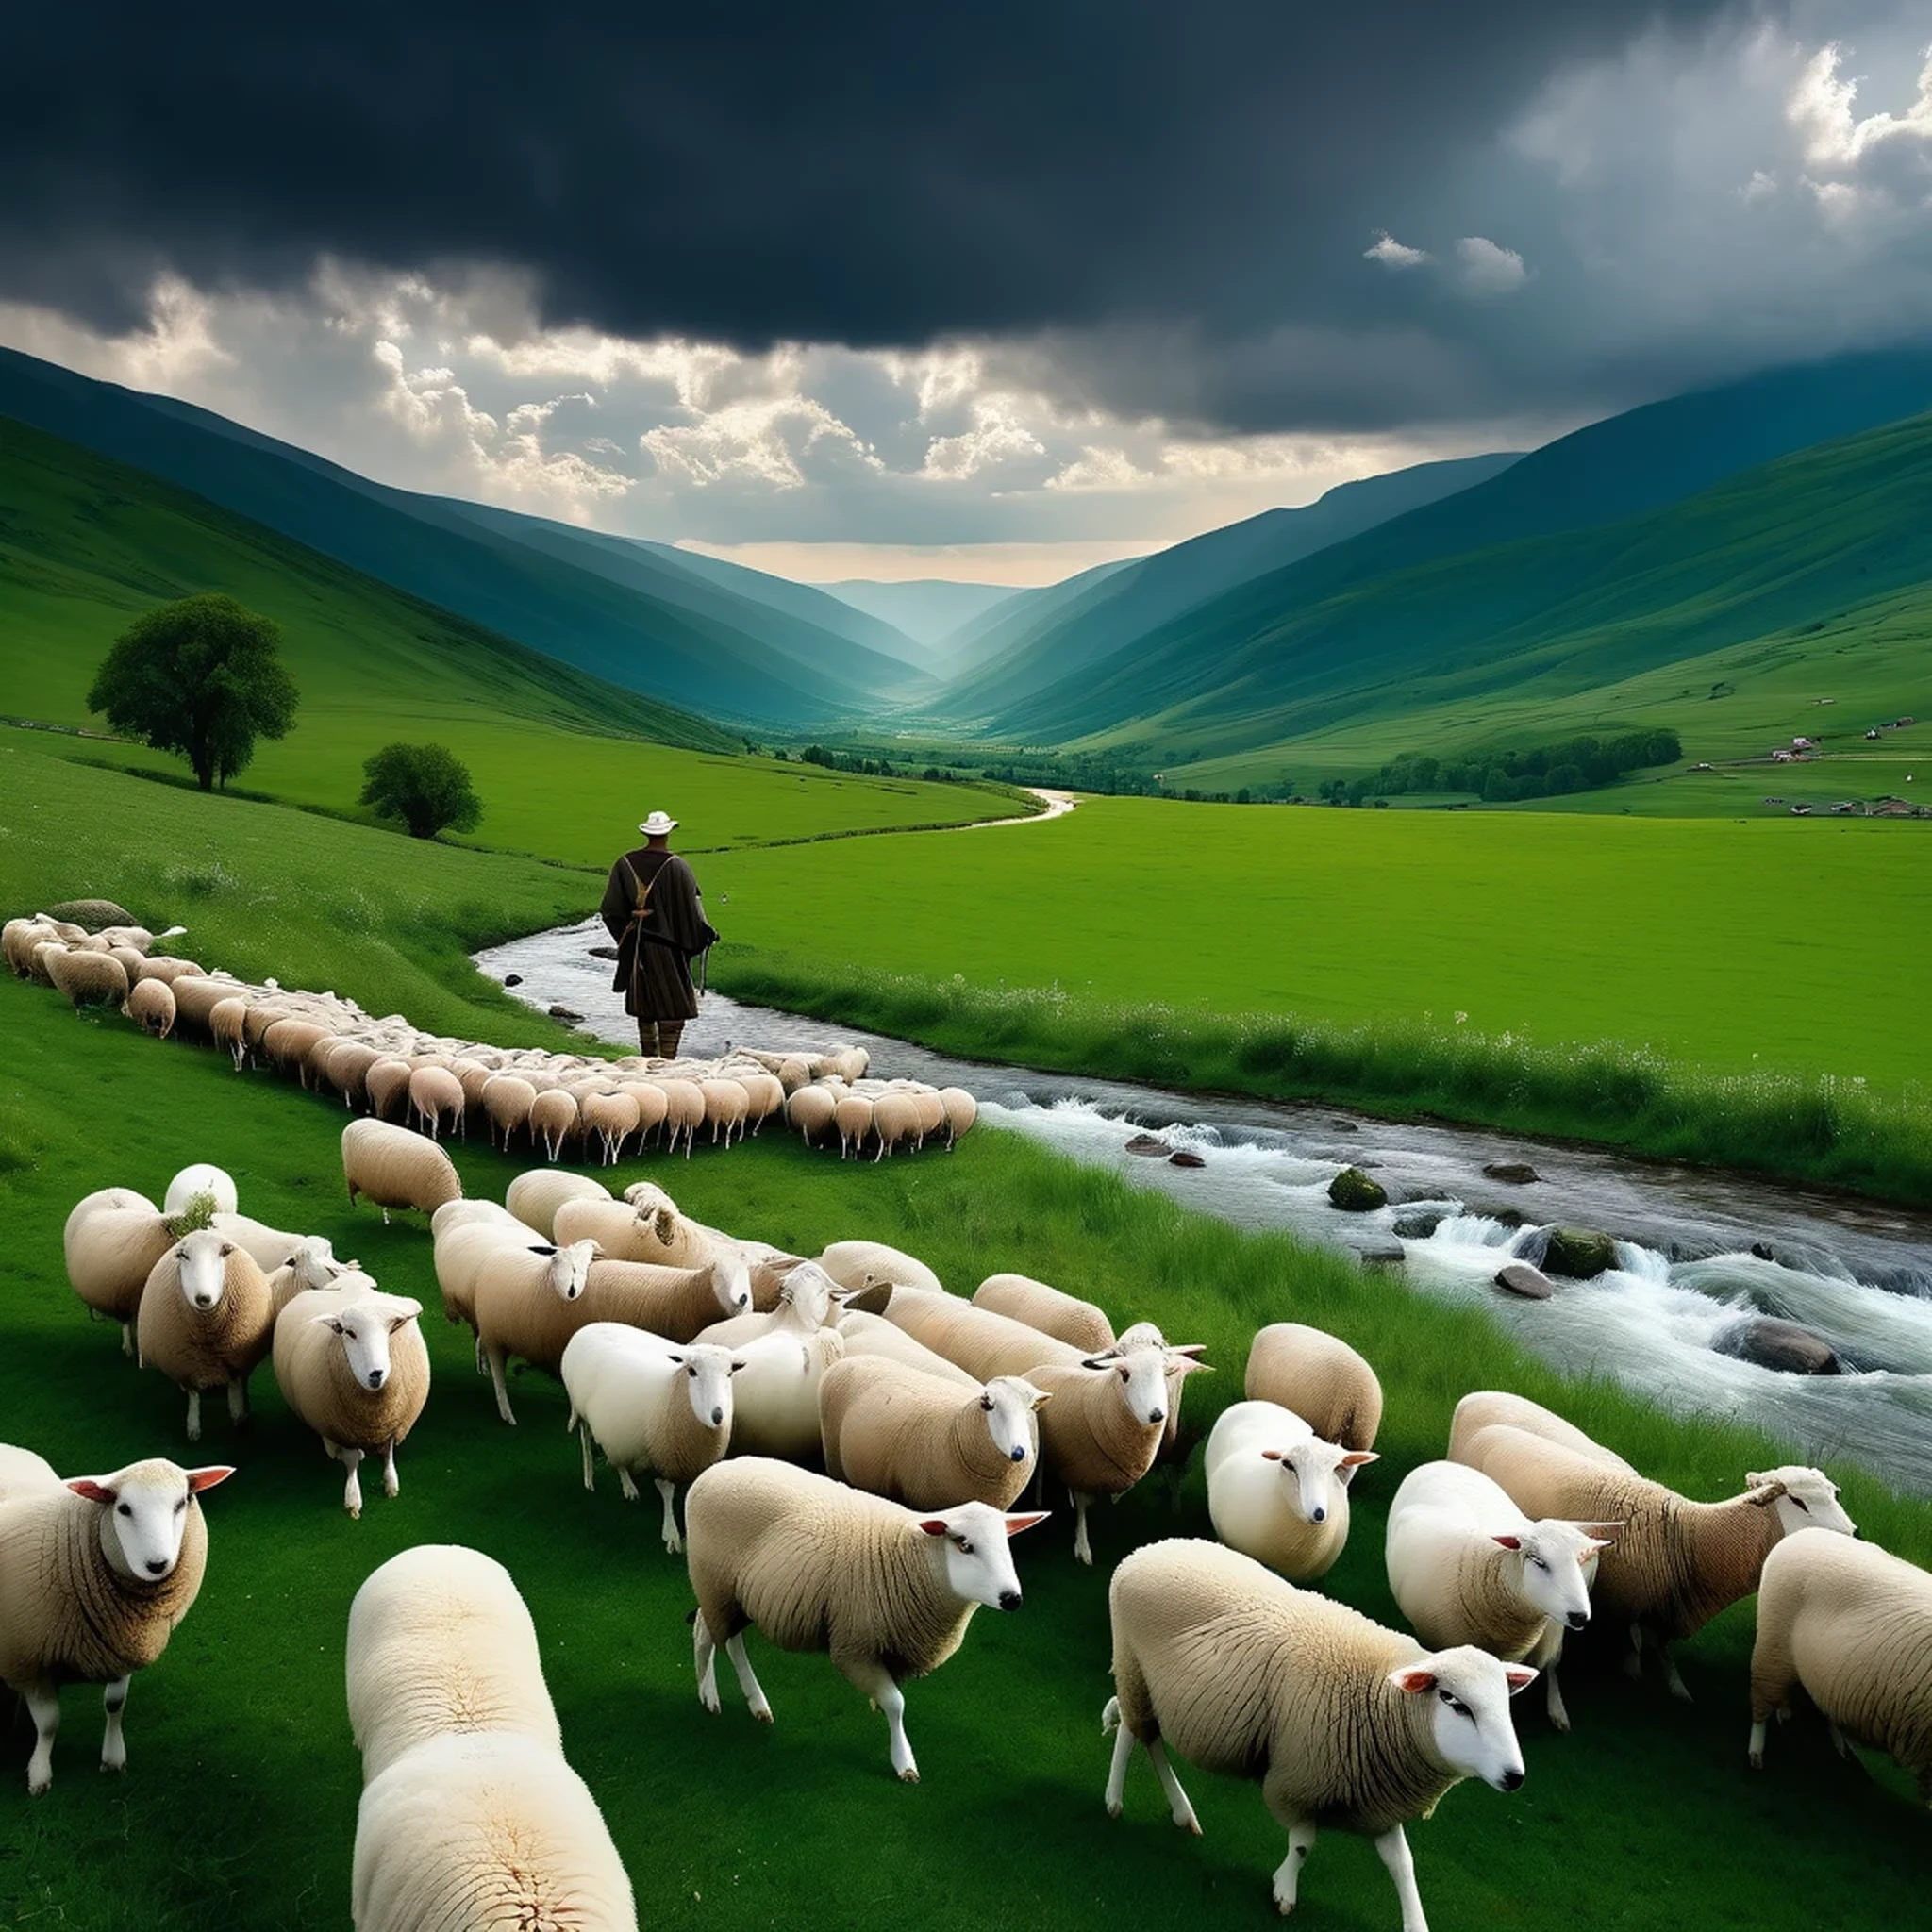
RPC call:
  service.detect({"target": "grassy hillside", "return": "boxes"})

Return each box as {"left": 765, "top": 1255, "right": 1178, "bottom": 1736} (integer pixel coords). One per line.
{"left": 0, "top": 420, "right": 1016, "bottom": 861}
{"left": 0, "top": 346, "right": 904, "bottom": 723}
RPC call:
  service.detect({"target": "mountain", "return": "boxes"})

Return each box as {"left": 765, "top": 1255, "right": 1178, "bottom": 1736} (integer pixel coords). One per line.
{"left": 926, "top": 557, "right": 1141, "bottom": 683}
{"left": 0, "top": 346, "right": 911, "bottom": 724}
{"left": 986, "top": 344, "right": 1932, "bottom": 745}
{"left": 0, "top": 412, "right": 730, "bottom": 754}
{"left": 1003, "top": 406, "right": 1932, "bottom": 771}
{"left": 936, "top": 453, "right": 1521, "bottom": 722}
{"left": 819, "top": 578, "right": 1024, "bottom": 652}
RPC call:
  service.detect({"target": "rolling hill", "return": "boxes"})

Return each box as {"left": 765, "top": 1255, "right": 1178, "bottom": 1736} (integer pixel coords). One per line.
{"left": 819, "top": 578, "right": 1024, "bottom": 654}
{"left": 983, "top": 345, "right": 1932, "bottom": 748}
{"left": 0, "top": 346, "right": 925, "bottom": 724}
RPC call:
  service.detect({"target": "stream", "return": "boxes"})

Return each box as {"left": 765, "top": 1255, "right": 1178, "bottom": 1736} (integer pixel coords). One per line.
{"left": 475, "top": 919, "right": 1932, "bottom": 1495}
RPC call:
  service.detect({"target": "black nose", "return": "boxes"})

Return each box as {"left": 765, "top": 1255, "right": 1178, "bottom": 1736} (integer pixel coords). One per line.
{"left": 145, "top": 1558, "right": 168, "bottom": 1575}
{"left": 998, "top": 1590, "right": 1021, "bottom": 1612}
{"left": 1502, "top": 1769, "right": 1524, "bottom": 1792}
{"left": 1310, "top": 1507, "right": 1326, "bottom": 1524}
{"left": 1147, "top": 1408, "right": 1164, "bottom": 1424}
{"left": 1566, "top": 1610, "right": 1589, "bottom": 1631}
{"left": 1009, "top": 1446, "right": 1026, "bottom": 1461}
{"left": 710, "top": 1407, "right": 724, "bottom": 1424}
{"left": 366, "top": 1370, "right": 386, "bottom": 1390}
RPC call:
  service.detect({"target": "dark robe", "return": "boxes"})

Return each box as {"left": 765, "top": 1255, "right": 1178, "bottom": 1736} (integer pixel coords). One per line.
{"left": 599, "top": 846, "right": 720, "bottom": 1021}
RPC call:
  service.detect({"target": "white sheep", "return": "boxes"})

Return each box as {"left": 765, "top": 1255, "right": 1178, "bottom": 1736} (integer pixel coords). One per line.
{"left": 1749, "top": 1527, "right": 1932, "bottom": 1797}
{"left": 273, "top": 1280, "right": 431, "bottom": 1516}
{"left": 560, "top": 1324, "right": 744, "bottom": 1550}
{"left": 695, "top": 1257, "right": 842, "bottom": 1349}
{"left": 124, "top": 976, "right": 176, "bottom": 1037}
{"left": 135, "top": 1230, "right": 276, "bottom": 1441}
{"left": 408, "top": 1063, "right": 465, "bottom": 1141}
{"left": 1104, "top": 1537, "right": 1535, "bottom": 1926}
{"left": 821, "top": 1238, "right": 946, "bottom": 1298}
{"left": 1245, "top": 1322, "right": 1383, "bottom": 1452}
{"left": 163, "top": 1164, "right": 240, "bottom": 1219}
{"left": 972, "top": 1272, "right": 1115, "bottom": 1354}
{"left": 1384, "top": 1460, "right": 1619, "bottom": 1732}
{"left": 210, "top": 1209, "right": 343, "bottom": 1292}
{"left": 480, "top": 1074, "right": 539, "bottom": 1148}
{"left": 684, "top": 1456, "right": 1046, "bottom": 1782}
{"left": 342, "top": 1118, "right": 462, "bottom": 1222}
{"left": 1447, "top": 1390, "right": 1632, "bottom": 1472}
{"left": 1205, "top": 1398, "right": 1377, "bottom": 1584}
{"left": 819, "top": 1356, "right": 1047, "bottom": 1510}
{"left": 471, "top": 1239, "right": 602, "bottom": 1424}
{"left": 63, "top": 1187, "right": 175, "bottom": 1355}
{"left": 0, "top": 1446, "right": 233, "bottom": 1792}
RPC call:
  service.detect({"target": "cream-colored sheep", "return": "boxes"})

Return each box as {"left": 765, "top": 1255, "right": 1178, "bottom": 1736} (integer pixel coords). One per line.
{"left": 322, "top": 1041, "right": 386, "bottom": 1109}
{"left": 699, "top": 1077, "right": 750, "bottom": 1145}
{"left": 133, "top": 956, "right": 207, "bottom": 988}
{"left": 1446, "top": 1391, "right": 1633, "bottom": 1472}
{"left": 1749, "top": 1527, "right": 1932, "bottom": 1796}
{"left": 342, "top": 1119, "right": 462, "bottom": 1223}
{"left": 0, "top": 1448, "right": 233, "bottom": 1793}
{"left": 685, "top": 1456, "right": 1046, "bottom": 1782}
{"left": 470, "top": 1240, "right": 603, "bottom": 1424}
{"left": 363, "top": 1057, "right": 415, "bottom": 1122}
{"left": 658, "top": 1077, "right": 706, "bottom": 1158}
{"left": 938, "top": 1087, "right": 977, "bottom": 1150}
{"left": 1105, "top": 1538, "right": 1535, "bottom": 1925}
{"left": 124, "top": 976, "right": 176, "bottom": 1038}
{"left": 64, "top": 1187, "right": 175, "bottom": 1354}
{"left": 274, "top": 1280, "right": 430, "bottom": 1516}
{"left": 577, "top": 1255, "right": 752, "bottom": 1346}
{"left": 834, "top": 1309, "right": 982, "bottom": 1391}
{"left": 1458, "top": 1421, "right": 1856, "bottom": 1702}
{"left": 1033, "top": 1341, "right": 1208, "bottom": 1565}
{"left": 821, "top": 1239, "right": 946, "bottom": 1299}
{"left": 46, "top": 946, "right": 130, "bottom": 1008}
{"left": 209, "top": 1211, "right": 348, "bottom": 1316}
{"left": 880, "top": 1286, "right": 1085, "bottom": 1380}
{"left": 263, "top": 1016, "right": 334, "bottom": 1085}
{"left": 561, "top": 1325, "right": 743, "bottom": 1550}
{"left": 700, "top": 1299, "right": 845, "bottom": 1463}
{"left": 506, "top": 1169, "right": 611, "bottom": 1241}
{"left": 136, "top": 1229, "right": 276, "bottom": 1441}
{"left": 623, "top": 1080, "right": 670, "bottom": 1148}
{"left": 820, "top": 1356, "right": 1046, "bottom": 1510}
{"left": 580, "top": 1089, "right": 641, "bottom": 1164}
{"left": 529, "top": 1088, "right": 579, "bottom": 1161}
{"left": 169, "top": 974, "right": 242, "bottom": 1038}
{"left": 832, "top": 1092, "right": 874, "bottom": 1158}
{"left": 1245, "top": 1323, "right": 1384, "bottom": 1453}
{"left": 408, "top": 1063, "right": 466, "bottom": 1141}
{"left": 869, "top": 1091, "right": 920, "bottom": 1160}
{"left": 345, "top": 1543, "right": 560, "bottom": 1781}
{"left": 1205, "top": 1399, "right": 1376, "bottom": 1584}
{"left": 2, "top": 917, "right": 54, "bottom": 976}
{"left": 973, "top": 1273, "right": 1115, "bottom": 1354}
{"left": 695, "top": 1258, "right": 842, "bottom": 1350}
{"left": 786, "top": 1084, "right": 837, "bottom": 1146}
{"left": 164, "top": 1163, "right": 239, "bottom": 1219}
{"left": 555, "top": 1193, "right": 693, "bottom": 1267}
{"left": 480, "top": 1074, "right": 539, "bottom": 1149}
{"left": 209, "top": 994, "right": 253, "bottom": 1070}
{"left": 735, "top": 1070, "right": 785, "bottom": 1132}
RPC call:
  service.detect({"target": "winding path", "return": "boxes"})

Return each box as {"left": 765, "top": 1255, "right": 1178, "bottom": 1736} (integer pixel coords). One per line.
{"left": 955, "top": 787, "right": 1078, "bottom": 830}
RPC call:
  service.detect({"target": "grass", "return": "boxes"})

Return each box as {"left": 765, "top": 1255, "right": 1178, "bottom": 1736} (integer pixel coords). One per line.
{"left": 6, "top": 969, "right": 1932, "bottom": 1931}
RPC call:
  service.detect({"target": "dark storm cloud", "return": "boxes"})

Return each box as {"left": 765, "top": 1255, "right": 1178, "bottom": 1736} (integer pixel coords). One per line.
{"left": 1, "top": 0, "right": 1759, "bottom": 422}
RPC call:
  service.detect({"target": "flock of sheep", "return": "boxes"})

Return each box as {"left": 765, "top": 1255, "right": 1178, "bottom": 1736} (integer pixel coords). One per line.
{"left": 9, "top": 906, "right": 1932, "bottom": 1932}
{"left": 4, "top": 909, "right": 977, "bottom": 1162}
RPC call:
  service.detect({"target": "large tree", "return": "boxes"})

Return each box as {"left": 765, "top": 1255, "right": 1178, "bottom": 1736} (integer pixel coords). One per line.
{"left": 359, "top": 742, "right": 484, "bottom": 840}
{"left": 87, "top": 594, "right": 299, "bottom": 791}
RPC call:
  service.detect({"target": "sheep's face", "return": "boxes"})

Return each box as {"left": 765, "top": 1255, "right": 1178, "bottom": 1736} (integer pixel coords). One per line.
{"left": 69, "top": 1461, "right": 233, "bottom": 1583}
{"left": 1750, "top": 1466, "right": 1857, "bottom": 1539}
{"left": 173, "top": 1231, "right": 236, "bottom": 1313}
{"left": 1262, "top": 1439, "right": 1376, "bottom": 1526}
{"left": 981, "top": 1378, "right": 1048, "bottom": 1464}
{"left": 777, "top": 1261, "right": 839, "bottom": 1328}
{"left": 535, "top": 1241, "right": 598, "bottom": 1301}
{"left": 320, "top": 1296, "right": 422, "bottom": 1392}
{"left": 1087, "top": 1346, "right": 1173, "bottom": 1429}
{"left": 713, "top": 1255, "right": 754, "bottom": 1317}
{"left": 1498, "top": 1521, "right": 1620, "bottom": 1632}
{"left": 916, "top": 1502, "right": 1049, "bottom": 1611}
{"left": 1391, "top": 1646, "right": 1536, "bottom": 1791}
{"left": 671, "top": 1344, "right": 744, "bottom": 1429}
{"left": 291, "top": 1237, "right": 346, "bottom": 1291}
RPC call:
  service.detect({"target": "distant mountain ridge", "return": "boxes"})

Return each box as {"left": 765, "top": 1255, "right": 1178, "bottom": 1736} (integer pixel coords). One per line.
{"left": 819, "top": 578, "right": 1025, "bottom": 654}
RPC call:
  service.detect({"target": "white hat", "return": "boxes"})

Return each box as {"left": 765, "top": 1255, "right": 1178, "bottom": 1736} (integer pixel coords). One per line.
{"left": 638, "top": 811, "right": 678, "bottom": 837}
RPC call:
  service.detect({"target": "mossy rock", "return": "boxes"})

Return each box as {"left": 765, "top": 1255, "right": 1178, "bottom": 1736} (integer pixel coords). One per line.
{"left": 1327, "top": 1165, "right": 1388, "bottom": 1212}
{"left": 1542, "top": 1226, "right": 1616, "bottom": 1278}
{"left": 42, "top": 898, "right": 136, "bottom": 928}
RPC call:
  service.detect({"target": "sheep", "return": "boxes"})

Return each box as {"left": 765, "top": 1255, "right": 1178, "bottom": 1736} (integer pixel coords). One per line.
{"left": 480, "top": 1074, "right": 539, "bottom": 1149}
{"left": 835, "top": 1309, "right": 982, "bottom": 1391}
{"left": 322, "top": 1040, "right": 386, "bottom": 1108}
{"left": 2, "top": 916, "right": 54, "bottom": 976}
{"left": 263, "top": 1016, "right": 334, "bottom": 1084}
{"left": 132, "top": 956, "right": 206, "bottom": 988}
{"left": 450, "top": 1057, "right": 493, "bottom": 1113}
{"left": 64, "top": 1187, "right": 176, "bottom": 1354}
{"left": 684, "top": 1456, "right": 1047, "bottom": 1782}
{"left": 1035, "top": 1342, "right": 1211, "bottom": 1565}
{"left": 561, "top": 1325, "right": 744, "bottom": 1550}
{"left": 124, "top": 975, "right": 176, "bottom": 1037}
{"left": 699, "top": 1076, "right": 750, "bottom": 1145}
{"left": 623, "top": 1079, "right": 670, "bottom": 1147}
{"left": 342, "top": 1118, "right": 462, "bottom": 1223}
{"left": 364, "top": 1057, "right": 415, "bottom": 1122}
{"left": 135, "top": 1229, "right": 275, "bottom": 1441}
{"left": 833, "top": 1091, "right": 874, "bottom": 1158}
{"left": 736, "top": 1069, "right": 785, "bottom": 1131}
{"left": 108, "top": 943, "right": 146, "bottom": 983}
{"left": 470, "top": 1239, "right": 603, "bottom": 1424}
{"left": 973, "top": 1272, "right": 1115, "bottom": 1354}
{"left": 164, "top": 1163, "right": 240, "bottom": 1219}
{"left": 210, "top": 1208, "right": 338, "bottom": 1277}
{"left": 408, "top": 1063, "right": 465, "bottom": 1141}
{"left": 345, "top": 1544, "right": 559, "bottom": 1781}
{"left": 820, "top": 1356, "right": 1047, "bottom": 1511}
{"left": 1385, "top": 1460, "right": 1619, "bottom": 1733}
{"left": 694, "top": 1267, "right": 846, "bottom": 1461}
{"left": 695, "top": 1257, "right": 842, "bottom": 1350}
{"left": 1205, "top": 1399, "right": 1377, "bottom": 1584}
{"left": 579, "top": 1255, "right": 752, "bottom": 1346}
{"left": 0, "top": 1446, "right": 233, "bottom": 1793}
{"left": 1104, "top": 1537, "right": 1536, "bottom": 1925}
{"left": 658, "top": 1077, "right": 706, "bottom": 1157}
{"left": 353, "top": 1730, "right": 637, "bottom": 1932}
{"left": 209, "top": 995, "right": 253, "bottom": 1070}
{"left": 1447, "top": 1390, "right": 1633, "bottom": 1472}
{"left": 1749, "top": 1527, "right": 1932, "bottom": 1796}
{"left": 938, "top": 1087, "right": 977, "bottom": 1149}
{"left": 822, "top": 1239, "right": 947, "bottom": 1298}
{"left": 1108, "top": 1319, "right": 1199, "bottom": 1460}
{"left": 45, "top": 946, "right": 129, "bottom": 1009}
{"left": 580, "top": 1089, "right": 641, "bottom": 1163}
{"left": 1457, "top": 1421, "right": 1856, "bottom": 1701}
{"left": 529, "top": 1087, "right": 579, "bottom": 1161}
{"left": 880, "top": 1286, "right": 1086, "bottom": 1381}
{"left": 869, "top": 1091, "right": 920, "bottom": 1159}
{"left": 555, "top": 1193, "right": 691, "bottom": 1267}
{"left": 273, "top": 1281, "right": 430, "bottom": 1516}
{"left": 507, "top": 1168, "right": 611, "bottom": 1241}
{"left": 169, "top": 974, "right": 242, "bottom": 1037}
{"left": 97, "top": 924, "right": 155, "bottom": 953}
{"left": 1245, "top": 1322, "right": 1384, "bottom": 1453}
{"left": 786, "top": 1083, "right": 837, "bottom": 1146}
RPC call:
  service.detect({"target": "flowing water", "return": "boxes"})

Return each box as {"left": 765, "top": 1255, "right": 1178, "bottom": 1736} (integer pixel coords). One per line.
{"left": 475, "top": 919, "right": 1932, "bottom": 1492}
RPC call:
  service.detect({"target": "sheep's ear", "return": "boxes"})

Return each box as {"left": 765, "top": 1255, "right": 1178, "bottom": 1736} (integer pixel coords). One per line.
{"left": 386, "top": 1299, "right": 423, "bottom": 1329}
{"left": 1504, "top": 1665, "right": 1539, "bottom": 1693}
{"left": 1167, "top": 1343, "right": 1209, "bottom": 1360}
{"left": 1079, "top": 1354, "right": 1115, "bottom": 1372}
{"left": 218, "top": 1242, "right": 236, "bottom": 1257}
{"left": 1002, "top": 1510, "right": 1050, "bottom": 1536}
{"left": 1389, "top": 1666, "right": 1437, "bottom": 1695}
{"left": 1341, "top": 1451, "right": 1378, "bottom": 1470}
{"left": 916, "top": 1519, "right": 950, "bottom": 1537}
{"left": 1491, "top": 1534, "right": 1524, "bottom": 1551}
{"left": 529, "top": 1243, "right": 558, "bottom": 1257}
{"left": 185, "top": 1466, "right": 236, "bottom": 1493}
{"left": 1574, "top": 1521, "right": 1624, "bottom": 1542}
{"left": 312, "top": 1313, "right": 347, "bottom": 1334}
{"left": 1747, "top": 1478, "right": 1789, "bottom": 1506}
{"left": 1260, "top": 1448, "right": 1285, "bottom": 1462}
{"left": 664, "top": 1351, "right": 687, "bottom": 1366}
{"left": 728, "top": 1357, "right": 749, "bottom": 1373}
{"left": 66, "top": 1477, "right": 117, "bottom": 1505}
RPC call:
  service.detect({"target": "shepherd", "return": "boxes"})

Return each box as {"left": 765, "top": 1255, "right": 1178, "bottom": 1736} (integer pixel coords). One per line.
{"left": 599, "top": 810, "right": 720, "bottom": 1060}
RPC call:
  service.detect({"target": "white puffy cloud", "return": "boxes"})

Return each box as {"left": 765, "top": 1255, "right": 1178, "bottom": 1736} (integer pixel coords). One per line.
{"left": 1456, "top": 235, "right": 1530, "bottom": 295}
{"left": 1364, "top": 231, "right": 1433, "bottom": 269}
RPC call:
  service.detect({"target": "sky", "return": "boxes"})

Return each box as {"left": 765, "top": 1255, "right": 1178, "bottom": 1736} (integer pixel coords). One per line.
{"left": 2, "top": 3, "right": 1929, "bottom": 585}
